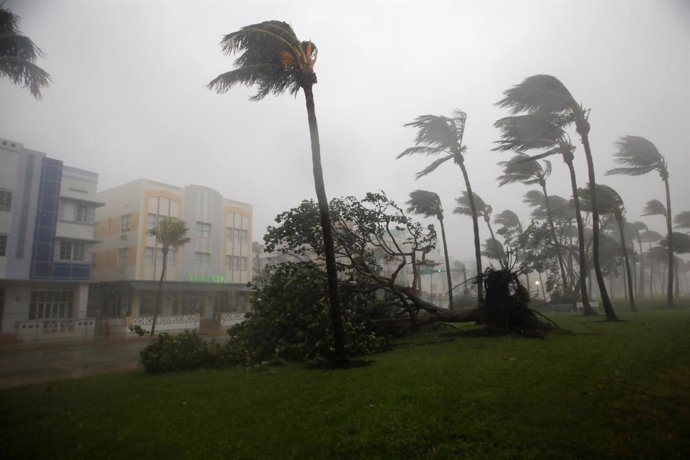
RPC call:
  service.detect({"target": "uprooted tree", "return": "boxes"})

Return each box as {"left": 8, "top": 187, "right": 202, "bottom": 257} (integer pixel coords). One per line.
{"left": 230, "top": 192, "right": 554, "bottom": 363}
{"left": 263, "top": 192, "right": 479, "bottom": 326}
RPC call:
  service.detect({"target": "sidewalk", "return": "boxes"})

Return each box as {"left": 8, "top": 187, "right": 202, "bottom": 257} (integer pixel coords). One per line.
{"left": 0, "top": 335, "right": 156, "bottom": 390}
{"left": 0, "top": 330, "right": 229, "bottom": 390}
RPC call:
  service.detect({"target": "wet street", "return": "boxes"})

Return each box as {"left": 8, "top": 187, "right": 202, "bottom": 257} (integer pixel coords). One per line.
{"left": 0, "top": 337, "right": 156, "bottom": 390}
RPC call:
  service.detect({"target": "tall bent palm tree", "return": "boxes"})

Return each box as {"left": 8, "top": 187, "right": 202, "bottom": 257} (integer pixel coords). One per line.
{"left": 497, "top": 154, "right": 569, "bottom": 292}
{"left": 147, "top": 218, "right": 191, "bottom": 335}
{"left": 580, "top": 185, "right": 637, "bottom": 311}
{"left": 607, "top": 136, "right": 674, "bottom": 306}
{"left": 406, "top": 190, "right": 454, "bottom": 308}
{"left": 494, "top": 114, "right": 594, "bottom": 314}
{"left": 0, "top": 5, "right": 51, "bottom": 98}
{"left": 497, "top": 75, "right": 614, "bottom": 319}
{"left": 209, "top": 21, "right": 348, "bottom": 362}
{"left": 398, "top": 110, "right": 484, "bottom": 306}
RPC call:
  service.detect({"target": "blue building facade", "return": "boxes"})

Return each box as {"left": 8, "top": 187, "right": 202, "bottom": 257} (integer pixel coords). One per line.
{"left": 0, "top": 138, "right": 101, "bottom": 339}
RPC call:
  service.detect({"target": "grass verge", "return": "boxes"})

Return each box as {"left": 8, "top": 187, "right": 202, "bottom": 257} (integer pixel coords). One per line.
{"left": 1, "top": 306, "right": 689, "bottom": 459}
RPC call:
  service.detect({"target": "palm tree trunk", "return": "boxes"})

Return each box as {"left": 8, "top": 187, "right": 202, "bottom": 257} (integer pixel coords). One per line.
{"left": 303, "top": 85, "right": 347, "bottom": 362}
{"left": 411, "top": 250, "right": 419, "bottom": 296}
{"left": 151, "top": 251, "right": 167, "bottom": 336}
{"left": 457, "top": 160, "right": 483, "bottom": 306}
{"left": 637, "top": 238, "right": 645, "bottom": 297}
{"left": 564, "top": 157, "right": 595, "bottom": 314}
{"left": 663, "top": 176, "right": 674, "bottom": 307}
{"left": 540, "top": 182, "right": 569, "bottom": 294}
{"left": 649, "top": 241, "right": 654, "bottom": 297}
{"left": 438, "top": 217, "right": 454, "bottom": 309}
{"left": 617, "top": 216, "right": 637, "bottom": 311}
{"left": 578, "top": 126, "right": 617, "bottom": 320}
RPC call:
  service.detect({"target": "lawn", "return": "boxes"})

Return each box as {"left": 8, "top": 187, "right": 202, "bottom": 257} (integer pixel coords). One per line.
{"left": 1, "top": 304, "right": 689, "bottom": 459}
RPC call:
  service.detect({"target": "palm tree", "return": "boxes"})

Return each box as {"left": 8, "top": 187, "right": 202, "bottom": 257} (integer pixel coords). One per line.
{"left": 454, "top": 191, "right": 502, "bottom": 265}
{"left": 406, "top": 190, "right": 453, "bottom": 308}
{"left": 398, "top": 110, "right": 484, "bottom": 305}
{"left": 607, "top": 136, "right": 674, "bottom": 306}
{"left": 147, "top": 218, "right": 191, "bottom": 335}
{"left": 496, "top": 75, "right": 614, "bottom": 319}
{"left": 497, "top": 154, "right": 569, "bottom": 292}
{"left": 579, "top": 185, "right": 636, "bottom": 311}
{"left": 209, "top": 21, "right": 347, "bottom": 362}
{"left": 0, "top": 5, "right": 50, "bottom": 98}
{"left": 674, "top": 211, "right": 690, "bottom": 231}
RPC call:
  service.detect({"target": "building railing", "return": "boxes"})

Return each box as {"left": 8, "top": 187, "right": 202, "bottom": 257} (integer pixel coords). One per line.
{"left": 217, "top": 312, "right": 247, "bottom": 327}
{"left": 15, "top": 318, "right": 96, "bottom": 341}
{"left": 126, "top": 314, "right": 200, "bottom": 333}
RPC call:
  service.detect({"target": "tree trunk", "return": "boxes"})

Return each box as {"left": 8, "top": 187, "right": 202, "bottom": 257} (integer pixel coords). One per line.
{"left": 439, "top": 217, "right": 454, "bottom": 309}
{"left": 565, "top": 157, "right": 594, "bottom": 314}
{"left": 663, "top": 176, "right": 674, "bottom": 307}
{"left": 637, "top": 238, "right": 645, "bottom": 297}
{"left": 617, "top": 216, "right": 637, "bottom": 311}
{"left": 578, "top": 124, "right": 617, "bottom": 320}
{"left": 457, "top": 160, "right": 483, "bottom": 306}
{"left": 541, "top": 181, "right": 569, "bottom": 293}
{"left": 151, "top": 250, "right": 167, "bottom": 336}
{"left": 303, "top": 85, "right": 347, "bottom": 363}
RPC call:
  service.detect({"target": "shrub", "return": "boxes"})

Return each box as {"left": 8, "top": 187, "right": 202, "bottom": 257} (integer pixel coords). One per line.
{"left": 226, "top": 262, "right": 391, "bottom": 365}
{"left": 140, "top": 330, "right": 238, "bottom": 373}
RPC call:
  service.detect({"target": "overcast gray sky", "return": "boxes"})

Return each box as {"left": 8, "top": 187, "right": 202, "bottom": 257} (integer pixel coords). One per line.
{"left": 2, "top": 0, "right": 689, "bottom": 265}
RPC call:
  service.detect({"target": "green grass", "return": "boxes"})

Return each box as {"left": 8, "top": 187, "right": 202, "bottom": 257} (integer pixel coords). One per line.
{"left": 2, "top": 306, "right": 690, "bottom": 459}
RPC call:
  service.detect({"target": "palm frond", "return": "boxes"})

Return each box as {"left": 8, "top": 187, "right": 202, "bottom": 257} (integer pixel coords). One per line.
{"left": 210, "top": 20, "right": 314, "bottom": 100}
{"left": 454, "top": 191, "right": 486, "bottom": 216}
{"left": 0, "top": 56, "right": 51, "bottom": 98}
{"left": 640, "top": 230, "right": 662, "bottom": 243}
{"left": 674, "top": 211, "right": 690, "bottom": 229}
{"left": 577, "top": 183, "right": 624, "bottom": 216}
{"left": 493, "top": 209, "right": 521, "bottom": 229}
{"left": 208, "top": 64, "right": 296, "bottom": 99}
{"left": 492, "top": 112, "right": 567, "bottom": 152}
{"left": 496, "top": 74, "right": 576, "bottom": 115}
{"left": 642, "top": 199, "right": 667, "bottom": 217}
{"left": 406, "top": 190, "right": 443, "bottom": 219}
{"left": 415, "top": 155, "right": 453, "bottom": 180}
{"left": 404, "top": 115, "right": 459, "bottom": 150}
{"left": 0, "top": 6, "right": 50, "bottom": 98}
{"left": 606, "top": 136, "right": 663, "bottom": 177}
{"left": 396, "top": 145, "right": 447, "bottom": 159}
{"left": 630, "top": 221, "right": 648, "bottom": 233}
{"left": 497, "top": 154, "right": 545, "bottom": 187}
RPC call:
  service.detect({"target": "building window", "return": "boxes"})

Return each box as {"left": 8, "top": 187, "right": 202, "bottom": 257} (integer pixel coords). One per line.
{"left": 238, "top": 229, "right": 248, "bottom": 244}
{"left": 226, "top": 255, "right": 247, "bottom": 271}
{"left": 58, "top": 241, "right": 85, "bottom": 261}
{"left": 29, "top": 291, "right": 74, "bottom": 320}
{"left": 0, "top": 190, "right": 11, "bottom": 212}
{"left": 227, "top": 227, "right": 247, "bottom": 244}
{"left": 0, "top": 234, "right": 7, "bottom": 256}
{"left": 146, "top": 213, "right": 157, "bottom": 230}
{"left": 196, "top": 222, "right": 211, "bottom": 239}
{"left": 118, "top": 248, "right": 128, "bottom": 267}
{"left": 145, "top": 247, "right": 174, "bottom": 265}
{"left": 75, "top": 203, "right": 88, "bottom": 223}
{"left": 121, "top": 214, "right": 131, "bottom": 232}
{"left": 194, "top": 252, "right": 210, "bottom": 270}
